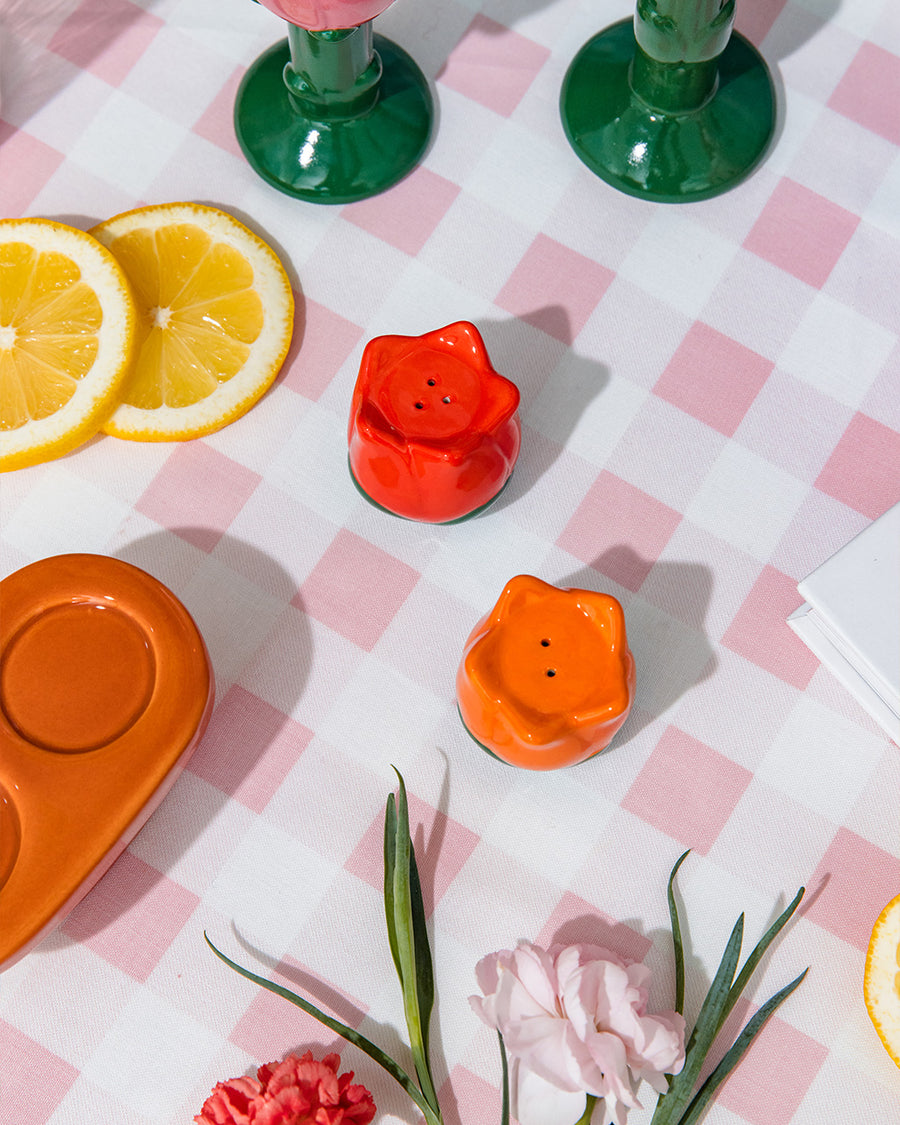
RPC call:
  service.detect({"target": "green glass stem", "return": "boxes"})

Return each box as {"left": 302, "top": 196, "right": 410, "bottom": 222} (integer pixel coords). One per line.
{"left": 234, "top": 18, "right": 433, "bottom": 204}
{"left": 634, "top": 0, "right": 735, "bottom": 64}
{"left": 560, "top": 0, "right": 775, "bottom": 203}
{"left": 631, "top": 0, "right": 733, "bottom": 111}
{"left": 283, "top": 23, "right": 381, "bottom": 119}
{"left": 631, "top": 47, "right": 719, "bottom": 112}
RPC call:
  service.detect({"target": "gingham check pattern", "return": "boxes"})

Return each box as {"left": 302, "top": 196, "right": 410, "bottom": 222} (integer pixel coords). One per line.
{"left": 1, "top": 1, "right": 899, "bottom": 1123}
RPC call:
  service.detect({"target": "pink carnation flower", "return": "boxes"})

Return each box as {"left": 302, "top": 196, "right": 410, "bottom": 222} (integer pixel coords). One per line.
{"left": 195, "top": 1052, "right": 376, "bottom": 1125}
{"left": 470, "top": 942, "right": 685, "bottom": 1125}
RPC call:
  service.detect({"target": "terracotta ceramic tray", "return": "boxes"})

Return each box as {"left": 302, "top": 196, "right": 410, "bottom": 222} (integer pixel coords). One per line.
{"left": 0, "top": 554, "right": 214, "bottom": 972}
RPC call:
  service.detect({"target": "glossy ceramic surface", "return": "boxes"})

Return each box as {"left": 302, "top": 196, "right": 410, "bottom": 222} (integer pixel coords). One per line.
{"left": 0, "top": 554, "right": 214, "bottom": 972}
{"left": 348, "top": 321, "right": 521, "bottom": 523}
{"left": 234, "top": 22, "right": 433, "bottom": 204}
{"left": 560, "top": 4, "right": 775, "bottom": 203}
{"left": 456, "top": 575, "right": 635, "bottom": 770}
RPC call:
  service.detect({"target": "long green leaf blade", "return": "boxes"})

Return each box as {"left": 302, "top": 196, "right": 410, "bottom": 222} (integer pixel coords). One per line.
{"left": 385, "top": 783, "right": 436, "bottom": 1062}
{"left": 391, "top": 770, "right": 441, "bottom": 1118}
{"left": 721, "top": 887, "right": 804, "bottom": 1036}
{"left": 679, "top": 968, "right": 809, "bottom": 1125}
{"left": 203, "top": 934, "right": 439, "bottom": 1125}
{"left": 667, "top": 851, "right": 691, "bottom": 1016}
{"left": 383, "top": 792, "right": 402, "bottom": 981}
{"left": 651, "top": 914, "right": 744, "bottom": 1125}
{"left": 407, "top": 827, "right": 435, "bottom": 1056}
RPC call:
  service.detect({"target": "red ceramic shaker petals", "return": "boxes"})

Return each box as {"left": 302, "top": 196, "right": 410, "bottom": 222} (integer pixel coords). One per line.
{"left": 348, "top": 321, "right": 521, "bottom": 523}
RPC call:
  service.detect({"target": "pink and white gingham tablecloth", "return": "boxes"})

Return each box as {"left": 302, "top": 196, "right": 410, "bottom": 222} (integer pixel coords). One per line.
{"left": 1, "top": 1, "right": 899, "bottom": 1123}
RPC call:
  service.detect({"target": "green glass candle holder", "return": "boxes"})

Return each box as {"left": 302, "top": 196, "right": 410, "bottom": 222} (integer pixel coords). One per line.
{"left": 560, "top": 1, "right": 776, "bottom": 203}
{"left": 234, "top": 18, "right": 433, "bottom": 204}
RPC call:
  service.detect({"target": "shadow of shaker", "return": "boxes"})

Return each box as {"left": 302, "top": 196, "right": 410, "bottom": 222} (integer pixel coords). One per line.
{"left": 476, "top": 306, "right": 611, "bottom": 513}
{"left": 558, "top": 548, "right": 717, "bottom": 746}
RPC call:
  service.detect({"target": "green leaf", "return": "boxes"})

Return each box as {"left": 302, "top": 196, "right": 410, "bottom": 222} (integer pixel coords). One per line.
{"left": 720, "top": 887, "right": 804, "bottom": 1037}
{"left": 652, "top": 883, "right": 807, "bottom": 1125}
{"left": 678, "top": 968, "right": 809, "bottom": 1125}
{"left": 383, "top": 792, "right": 402, "bottom": 981}
{"left": 497, "top": 1032, "right": 510, "bottom": 1125}
{"left": 384, "top": 779, "right": 436, "bottom": 1051}
{"left": 203, "top": 933, "right": 441, "bottom": 1125}
{"left": 667, "top": 851, "right": 691, "bottom": 1016}
{"left": 388, "top": 769, "right": 441, "bottom": 1119}
{"left": 407, "top": 824, "right": 436, "bottom": 1057}
{"left": 651, "top": 914, "right": 744, "bottom": 1125}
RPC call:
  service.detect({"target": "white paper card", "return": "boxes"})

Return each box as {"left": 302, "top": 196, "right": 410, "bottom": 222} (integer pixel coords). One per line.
{"left": 788, "top": 502, "right": 899, "bottom": 743}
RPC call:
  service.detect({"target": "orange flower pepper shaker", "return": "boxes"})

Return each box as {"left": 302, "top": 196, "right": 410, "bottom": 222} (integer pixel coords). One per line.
{"left": 456, "top": 575, "right": 635, "bottom": 769}
{"left": 348, "top": 321, "right": 520, "bottom": 523}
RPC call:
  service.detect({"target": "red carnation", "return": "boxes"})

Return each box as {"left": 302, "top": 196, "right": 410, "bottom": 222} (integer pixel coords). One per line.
{"left": 195, "top": 1052, "right": 376, "bottom": 1125}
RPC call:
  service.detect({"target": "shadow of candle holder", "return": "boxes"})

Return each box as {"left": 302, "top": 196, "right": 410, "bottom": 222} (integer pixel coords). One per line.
{"left": 0, "top": 0, "right": 150, "bottom": 132}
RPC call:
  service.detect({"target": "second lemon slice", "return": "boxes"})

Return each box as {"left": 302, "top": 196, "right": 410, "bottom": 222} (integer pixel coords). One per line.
{"left": 90, "top": 203, "right": 294, "bottom": 441}
{"left": 865, "top": 892, "right": 900, "bottom": 1068}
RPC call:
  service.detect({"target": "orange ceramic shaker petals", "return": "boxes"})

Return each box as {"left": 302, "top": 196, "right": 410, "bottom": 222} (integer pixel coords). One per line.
{"left": 456, "top": 575, "right": 635, "bottom": 770}
{"left": 348, "top": 321, "right": 521, "bottom": 523}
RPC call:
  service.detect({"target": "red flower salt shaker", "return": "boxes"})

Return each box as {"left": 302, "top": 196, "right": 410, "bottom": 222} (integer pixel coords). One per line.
{"left": 348, "top": 322, "right": 521, "bottom": 523}
{"left": 456, "top": 575, "right": 635, "bottom": 770}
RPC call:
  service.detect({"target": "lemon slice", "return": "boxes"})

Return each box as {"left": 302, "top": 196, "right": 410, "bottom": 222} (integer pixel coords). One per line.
{"left": 90, "top": 203, "right": 294, "bottom": 441}
{"left": 865, "top": 892, "right": 900, "bottom": 1068}
{"left": 0, "top": 218, "right": 137, "bottom": 472}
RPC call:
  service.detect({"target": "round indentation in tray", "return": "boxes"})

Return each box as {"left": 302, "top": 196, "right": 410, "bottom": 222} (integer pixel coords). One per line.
{"left": 1, "top": 602, "right": 156, "bottom": 753}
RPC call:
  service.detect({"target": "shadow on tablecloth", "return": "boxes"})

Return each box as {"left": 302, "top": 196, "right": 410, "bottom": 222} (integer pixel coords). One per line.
{"left": 40, "top": 529, "right": 312, "bottom": 951}
{"left": 0, "top": 0, "right": 152, "bottom": 131}
{"left": 559, "top": 552, "right": 716, "bottom": 747}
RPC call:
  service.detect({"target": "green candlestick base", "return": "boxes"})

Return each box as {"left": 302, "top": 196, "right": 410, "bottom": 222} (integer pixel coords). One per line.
{"left": 235, "top": 23, "right": 433, "bottom": 204}
{"left": 560, "top": 17, "right": 775, "bottom": 204}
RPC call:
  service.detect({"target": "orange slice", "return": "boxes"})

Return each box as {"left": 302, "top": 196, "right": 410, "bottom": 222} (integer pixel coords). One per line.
{"left": 0, "top": 218, "right": 137, "bottom": 472}
{"left": 90, "top": 203, "right": 294, "bottom": 441}
{"left": 864, "top": 892, "right": 900, "bottom": 1068}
